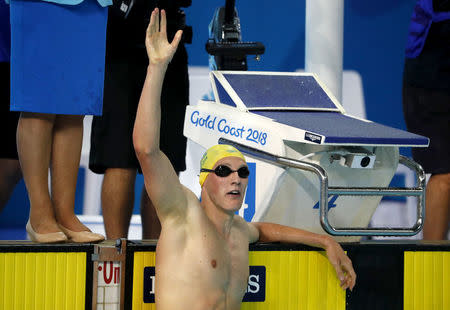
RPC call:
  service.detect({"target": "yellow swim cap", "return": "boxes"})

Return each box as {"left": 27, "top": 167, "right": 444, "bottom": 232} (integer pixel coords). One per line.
{"left": 199, "top": 144, "right": 246, "bottom": 187}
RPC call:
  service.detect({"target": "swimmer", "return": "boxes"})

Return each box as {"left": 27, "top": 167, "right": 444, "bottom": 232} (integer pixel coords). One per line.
{"left": 133, "top": 8, "right": 356, "bottom": 309}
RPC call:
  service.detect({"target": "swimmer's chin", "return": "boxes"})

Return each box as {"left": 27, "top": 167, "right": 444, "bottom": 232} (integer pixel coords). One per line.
{"left": 227, "top": 202, "right": 246, "bottom": 214}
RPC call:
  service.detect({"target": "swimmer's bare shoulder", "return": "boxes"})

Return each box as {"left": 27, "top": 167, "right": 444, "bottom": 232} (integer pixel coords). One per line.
{"left": 231, "top": 215, "right": 260, "bottom": 244}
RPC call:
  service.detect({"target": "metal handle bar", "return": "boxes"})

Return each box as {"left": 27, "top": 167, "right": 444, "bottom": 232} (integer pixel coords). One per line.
{"left": 219, "top": 138, "right": 426, "bottom": 236}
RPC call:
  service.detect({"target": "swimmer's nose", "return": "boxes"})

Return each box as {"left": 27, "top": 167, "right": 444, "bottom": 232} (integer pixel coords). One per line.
{"left": 230, "top": 171, "right": 241, "bottom": 184}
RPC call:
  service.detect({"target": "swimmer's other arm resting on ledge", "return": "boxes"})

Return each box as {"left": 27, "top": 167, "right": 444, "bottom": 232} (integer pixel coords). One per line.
{"left": 248, "top": 222, "right": 356, "bottom": 290}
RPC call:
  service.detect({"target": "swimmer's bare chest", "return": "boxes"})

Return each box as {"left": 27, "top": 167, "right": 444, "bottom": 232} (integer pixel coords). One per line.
{"left": 155, "top": 212, "right": 250, "bottom": 309}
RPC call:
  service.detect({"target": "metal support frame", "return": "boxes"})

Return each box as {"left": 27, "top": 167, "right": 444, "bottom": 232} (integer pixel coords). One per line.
{"left": 219, "top": 138, "right": 426, "bottom": 236}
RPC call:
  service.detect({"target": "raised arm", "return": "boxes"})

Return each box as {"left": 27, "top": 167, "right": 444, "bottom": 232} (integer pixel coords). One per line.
{"left": 248, "top": 222, "right": 356, "bottom": 291}
{"left": 133, "top": 8, "right": 186, "bottom": 222}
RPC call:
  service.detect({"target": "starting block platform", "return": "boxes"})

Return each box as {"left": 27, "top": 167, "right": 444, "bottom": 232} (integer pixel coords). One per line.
{"left": 0, "top": 240, "right": 448, "bottom": 309}
{"left": 210, "top": 71, "right": 428, "bottom": 147}
{"left": 184, "top": 71, "right": 429, "bottom": 240}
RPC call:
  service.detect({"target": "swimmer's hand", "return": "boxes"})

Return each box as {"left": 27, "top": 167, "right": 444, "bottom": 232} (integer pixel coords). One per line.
{"left": 145, "top": 8, "right": 183, "bottom": 66}
{"left": 324, "top": 238, "right": 356, "bottom": 291}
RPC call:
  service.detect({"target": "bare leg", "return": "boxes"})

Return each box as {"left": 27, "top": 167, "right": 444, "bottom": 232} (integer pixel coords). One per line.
{"left": 0, "top": 159, "right": 22, "bottom": 212}
{"left": 17, "top": 112, "right": 60, "bottom": 233}
{"left": 141, "top": 186, "right": 161, "bottom": 239}
{"left": 101, "top": 168, "right": 136, "bottom": 239}
{"left": 51, "top": 114, "right": 88, "bottom": 231}
{"left": 423, "top": 173, "right": 450, "bottom": 240}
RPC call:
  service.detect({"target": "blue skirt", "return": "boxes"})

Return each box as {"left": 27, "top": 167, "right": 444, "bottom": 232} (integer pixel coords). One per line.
{"left": 10, "top": 0, "right": 107, "bottom": 115}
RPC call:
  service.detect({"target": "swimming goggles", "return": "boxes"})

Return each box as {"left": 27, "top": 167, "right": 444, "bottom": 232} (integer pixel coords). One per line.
{"left": 200, "top": 165, "right": 250, "bottom": 178}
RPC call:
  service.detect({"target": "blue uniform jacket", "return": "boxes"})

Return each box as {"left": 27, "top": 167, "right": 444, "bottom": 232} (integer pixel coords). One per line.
{"left": 405, "top": 0, "right": 450, "bottom": 58}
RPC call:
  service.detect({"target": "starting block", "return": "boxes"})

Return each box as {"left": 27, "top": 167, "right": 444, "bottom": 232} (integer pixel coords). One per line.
{"left": 184, "top": 71, "right": 429, "bottom": 241}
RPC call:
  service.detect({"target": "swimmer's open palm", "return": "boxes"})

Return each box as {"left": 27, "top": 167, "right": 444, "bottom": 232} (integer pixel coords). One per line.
{"left": 146, "top": 8, "right": 183, "bottom": 66}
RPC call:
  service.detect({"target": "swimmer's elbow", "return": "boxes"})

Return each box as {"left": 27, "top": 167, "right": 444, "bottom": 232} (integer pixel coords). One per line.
{"left": 134, "top": 144, "right": 160, "bottom": 164}
{"left": 133, "top": 131, "right": 159, "bottom": 160}
{"left": 134, "top": 140, "right": 150, "bottom": 157}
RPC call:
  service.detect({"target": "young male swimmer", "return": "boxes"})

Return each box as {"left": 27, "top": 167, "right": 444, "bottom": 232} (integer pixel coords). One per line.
{"left": 133, "top": 8, "right": 356, "bottom": 309}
